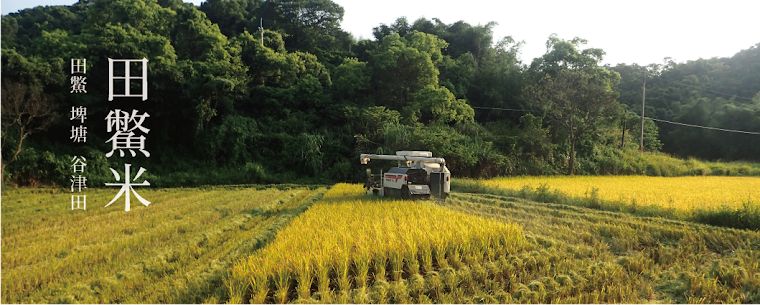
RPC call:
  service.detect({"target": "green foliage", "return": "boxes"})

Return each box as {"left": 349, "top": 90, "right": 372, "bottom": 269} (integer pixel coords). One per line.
{"left": 6, "top": 147, "right": 67, "bottom": 186}
{"left": 1, "top": 14, "right": 20, "bottom": 47}
{"left": 297, "top": 132, "right": 325, "bottom": 176}
{"left": 244, "top": 162, "right": 267, "bottom": 184}
{"left": 529, "top": 35, "right": 621, "bottom": 174}
{"left": 267, "top": 0, "right": 348, "bottom": 61}
{"left": 1, "top": 48, "right": 66, "bottom": 88}
{"left": 199, "top": 0, "right": 262, "bottom": 38}
{"left": 513, "top": 114, "right": 560, "bottom": 175}
{"left": 530, "top": 34, "right": 604, "bottom": 73}
{"left": 325, "top": 160, "right": 353, "bottom": 181}
{"left": 619, "top": 110, "right": 663, "bottom": 152}
{"left": 231, "top": 29, "right": 289, "bottom": 85}
{"left": 694, "top": 199, "right": 760, "bottom": 231}
{"left": 612, "top": 44, "right": 760, "bottom": 161}
{"left": 84, "top": 0, "right": 177, "bottom": 37}
{"left": 406, "top": 85, "right": 474, "bottom": 124}
{"left": 370, "top": 32, "right": 442, "bottom": 110}
{"left": 437, "top": 53, "right": 474, "bottom": 98}
{"left": 1, "top": 0, "right": 758, "bottom": 186}
{"left": 30, "top": 29, "right": 89, "bottom": 62}
{"left": 405, "top": 31, "right": 448, "bottom": 64}
{"left": 205, "top": 115, "right": 259, "bottom": 165}
{"left": 331, "top": 57, "right": 370, "bottom": 102}
{"left": 357, "top": 106, "right": 400, "bottom": 135}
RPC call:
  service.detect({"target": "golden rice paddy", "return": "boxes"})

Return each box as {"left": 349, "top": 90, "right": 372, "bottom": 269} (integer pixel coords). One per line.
{"left": 228, "top": 183, "right": 526, "bottom": 303}
{"left": 482, "top": 176, "right": 760, "bottom": 211}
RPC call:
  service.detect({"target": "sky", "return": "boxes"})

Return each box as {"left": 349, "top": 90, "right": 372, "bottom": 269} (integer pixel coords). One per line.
{"left": 2, "top": 0, "right": 759, "bottom": 66}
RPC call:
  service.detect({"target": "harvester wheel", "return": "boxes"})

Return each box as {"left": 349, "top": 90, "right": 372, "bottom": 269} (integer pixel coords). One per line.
{"left": 400, "top": 185, "right": 411, "bottom": 200}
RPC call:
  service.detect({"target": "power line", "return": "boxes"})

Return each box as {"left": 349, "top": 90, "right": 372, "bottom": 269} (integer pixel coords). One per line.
{"left": 470, "top": 106, "right": 533, "bottom": 112}
{"left": 647, "top": 117, "right": 760, "bottom": 135}
{"left": 471, "top": 105, "right": 760, "bottom": 135}
{"left": 656, "top": 78, "right": 755, "bottom": 101}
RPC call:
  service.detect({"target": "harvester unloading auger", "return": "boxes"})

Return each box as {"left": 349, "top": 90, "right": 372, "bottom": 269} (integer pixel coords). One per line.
{"left": 360, "top": 151, "right": 450, "bottom": 200}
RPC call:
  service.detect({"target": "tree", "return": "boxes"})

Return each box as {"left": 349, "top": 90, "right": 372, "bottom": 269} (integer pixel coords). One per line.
{"left": 1, "top": 4, "right": 86, "bottom": 53}
{"left": 620, "top": 109, "right": 663, "bottom": 152}
{"left": 369, "top": 32, "right": 445, "bottom": 110}
{"left": 372, "top": 16, "right": 411, "bottom": 40}
{"left": 263, "top": 0, "right": 349, "bottom": 62}
{"left": 394, "top": 18, "right": 527, "bottom": 122}
{"left": 436, "top": 20, "right": 497, "bottom": 66}
{"left": 199, "top": 0, "right": 263, "bottom": 38}
{"left": 529, "top": 34, "right": 605, "bottom": 75}
{"left": 467, "top": 36, "right": 526, "bottom": 122}
{"left": 534, "top": 68, "right": 620, "bottom": 174}
{"left": 1, "top": 81, "right": 57, "bottom": 182}
{"left": 529, "top": 35, "right": 621, "bottom": 175}
{"left": 332, "top": 57, "right": 370, "bottom": 103}
{"left": 406, "top": 85, "right": 473, "bottom": 125}
{"left": 1, "top": 15, "right": 19, "bottom": 48}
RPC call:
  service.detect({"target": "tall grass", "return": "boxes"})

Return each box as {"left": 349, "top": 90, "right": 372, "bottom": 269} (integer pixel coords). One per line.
{"left": 581, "top": 148, "right": 760, "bottom": 177}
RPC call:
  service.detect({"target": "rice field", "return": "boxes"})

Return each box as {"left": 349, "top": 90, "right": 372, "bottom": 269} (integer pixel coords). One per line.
{"left": 228, "top": 183, "right": 527, "bottom": 303}
{"left": 226, "top": 183, "right": 760, "bottom": 303}
{"left": 480, "top": 176, "right": 760, "bottom": 211}
{"left": 4, "top": 182, "right": 760, "bottom": 303}
{"left": 442, "top": 192, "right": 760, "bottom": 303}
{"left": 1, "top": 185, "right": 326, "bottom": 304}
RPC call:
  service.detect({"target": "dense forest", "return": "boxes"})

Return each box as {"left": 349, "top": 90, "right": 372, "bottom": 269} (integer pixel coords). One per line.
{"left": 2, "top": 0, "right": 760, "bottom": 187}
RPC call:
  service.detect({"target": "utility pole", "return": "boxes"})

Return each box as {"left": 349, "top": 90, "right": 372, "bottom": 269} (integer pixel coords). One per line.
{"left": 621, "top": 115, "right": 626, "bottom": 148}
{"left": 640, "top": 71, "right": 646, "bottom": 153}
{"left": 259, "top": 19, "right": 264, "bottom": 47}
{"left": 259, "top": 18, "right": 265, "bottom": 85}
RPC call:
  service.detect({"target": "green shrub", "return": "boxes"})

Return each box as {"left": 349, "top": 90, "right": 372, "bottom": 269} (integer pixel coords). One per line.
{"left": 244, "top": 162, "right": 268, "bottom": 184}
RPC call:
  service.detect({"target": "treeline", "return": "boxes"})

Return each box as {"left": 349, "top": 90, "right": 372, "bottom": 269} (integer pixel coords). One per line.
{"left": 1, "top": 0, "right": 759, "bottom": 187}
{"left": 612, "top": 50, "right": 760, "bottom": 161}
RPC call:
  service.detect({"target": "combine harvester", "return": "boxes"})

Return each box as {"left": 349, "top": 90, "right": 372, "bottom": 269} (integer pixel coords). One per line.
{"left": 360, "top": 151, "right": 450, "bottom": 200}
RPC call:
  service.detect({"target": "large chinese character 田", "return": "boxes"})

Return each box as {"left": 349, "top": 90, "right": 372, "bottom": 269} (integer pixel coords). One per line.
{"left": 71, "top": 58, "right": 86, "bottom": 74}
{"left": 71, "top": 195, "right": 86, "bottom": 210}
{"left": 108, "top": 58, "right": 148, "bottom": 101}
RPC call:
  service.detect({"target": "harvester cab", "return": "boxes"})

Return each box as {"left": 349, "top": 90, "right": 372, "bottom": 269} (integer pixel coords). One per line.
{"left": 360, "top": 151, "right": 450, "bottom": 200}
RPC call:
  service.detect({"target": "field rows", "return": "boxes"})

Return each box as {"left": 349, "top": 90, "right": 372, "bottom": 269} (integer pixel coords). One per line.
{"left": 5, "top": 181, "right": 760, "bottom": 304}
{"left": 225, "top": 184, "right": 760, "bottom": 303}
{"left": 442, "top": 192, "right": 760, "bottom": 303}
{"left": 1, "top": 185, "right": 327, "bottom": 303}
{"left": 228, "top": 183, "right": 527, "bottom": 303}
